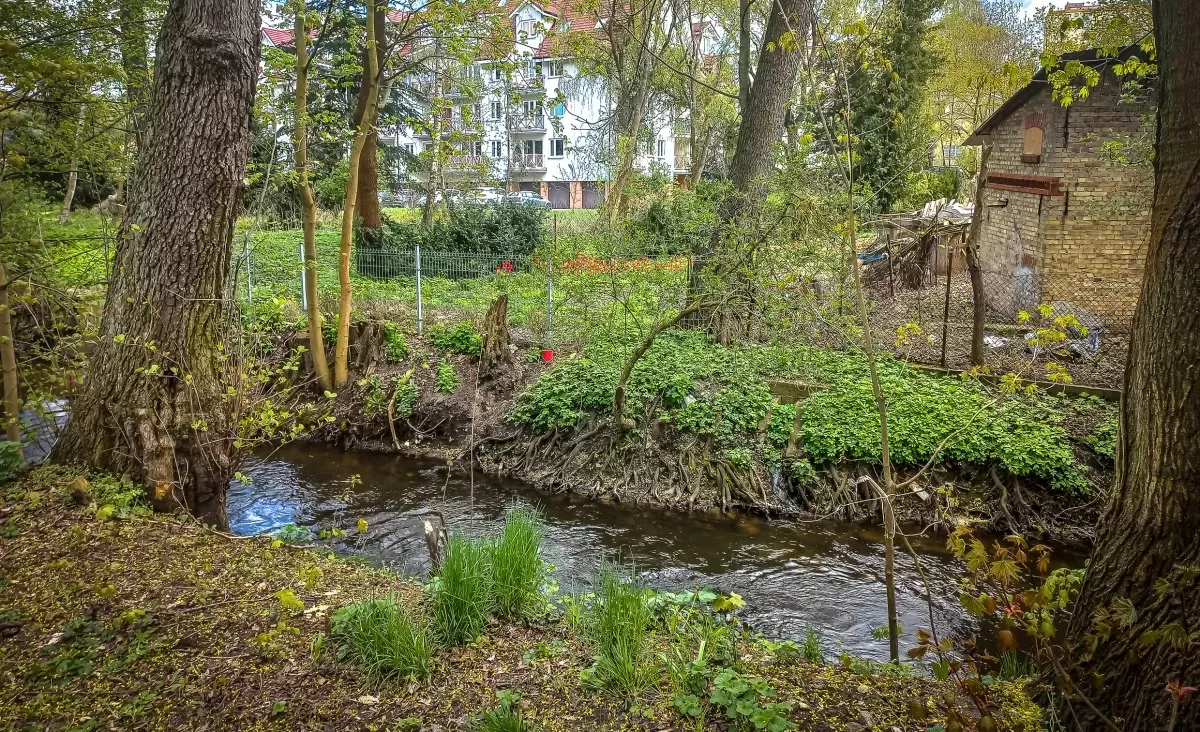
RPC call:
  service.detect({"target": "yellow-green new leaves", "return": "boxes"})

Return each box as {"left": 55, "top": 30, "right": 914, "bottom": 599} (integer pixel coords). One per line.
{"left": 276, "top": 588, "right": 305, "bottom": 612}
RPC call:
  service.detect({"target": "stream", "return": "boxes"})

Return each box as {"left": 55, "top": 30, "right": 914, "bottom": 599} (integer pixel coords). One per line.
{"left": 230, "top": 443, "right": 1057, "bottom": 661}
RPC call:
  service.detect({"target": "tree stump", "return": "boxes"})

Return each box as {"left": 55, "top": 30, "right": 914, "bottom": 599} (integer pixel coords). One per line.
{"left": 480, "top": 294, "right": 510, "bottom": 377}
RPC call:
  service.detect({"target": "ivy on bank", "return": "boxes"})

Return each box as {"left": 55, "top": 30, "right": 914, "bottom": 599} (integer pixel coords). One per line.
{"left": 508, "top": 331, "right": 1104, "bottom": 493}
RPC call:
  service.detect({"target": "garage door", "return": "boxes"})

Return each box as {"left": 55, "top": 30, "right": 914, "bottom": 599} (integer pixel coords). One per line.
{"left": 547, "top": 182, "right": 570, "bottom": 209}
{"left": 581, "top": 182, "right": 603, "bottom": 209}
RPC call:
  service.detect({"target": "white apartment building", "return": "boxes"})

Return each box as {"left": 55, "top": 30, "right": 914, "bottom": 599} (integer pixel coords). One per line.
{"left": 383, "top": 0, "right": 724, "bottom": 208}
{"left": 264, "top": 2, "right": 725, "bottom": 209}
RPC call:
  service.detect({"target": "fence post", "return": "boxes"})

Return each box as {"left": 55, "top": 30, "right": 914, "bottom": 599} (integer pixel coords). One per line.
{"left": 415, "top": 241, "right": 424, "bottom": 336}
{"left": 940, "top": 241, "right": 955, "bottom": 368}
{"left": 546, "top": 213, "right": 555, "bottom": 347}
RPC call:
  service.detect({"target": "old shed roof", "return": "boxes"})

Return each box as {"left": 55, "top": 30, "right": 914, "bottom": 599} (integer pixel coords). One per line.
{"left": 965, "top": 45, "right": 1145, "bottom": 145}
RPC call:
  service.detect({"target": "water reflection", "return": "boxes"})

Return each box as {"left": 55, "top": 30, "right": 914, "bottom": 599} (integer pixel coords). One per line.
{"left": 232, "top": 443, "right": 982, "bottom": 660}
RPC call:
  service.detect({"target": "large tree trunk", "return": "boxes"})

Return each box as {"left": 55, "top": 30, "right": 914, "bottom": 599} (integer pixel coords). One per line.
{"left": 726, "top": 0, "right": 808, "bottom": 194}
{"left": 353, "top": 6, "right": 387, "bottom": 232}
{"left": 1061, "top": 3, "right": 1200, "bottom": 728}
{"left": 333, "top": 0, "right": 381, "bottom": 387}
{"left": 52, "top": 0, "right": 261, "bottom": 529}
{"left": 686, "top": 0, "right": 809, "bottom": 339}
{"left": 294, "top": 4, "right": 333, "bottom": 392}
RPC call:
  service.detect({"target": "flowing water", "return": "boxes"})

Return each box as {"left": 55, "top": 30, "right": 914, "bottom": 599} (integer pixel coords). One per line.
{"left": 230, "top": 443, "right": 1067, "bottom": 661}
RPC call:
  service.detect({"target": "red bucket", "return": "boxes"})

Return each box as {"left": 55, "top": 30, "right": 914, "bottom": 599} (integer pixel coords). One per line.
{"left": 541, "top": 349, "right": 555, "bottom": 363}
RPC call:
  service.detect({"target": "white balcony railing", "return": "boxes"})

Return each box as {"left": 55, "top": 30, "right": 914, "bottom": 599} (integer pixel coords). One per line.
{"left": 517, "top": 153, "right": 545, "bottom": 169}
{"left": 674, "top": 155, "right": 691, "bottom": 171}
{"left": 448, "top": 155, "right": 486, "bottom": 169}
{"left": 511, "top": 115, "right": 545, "bottom": 132}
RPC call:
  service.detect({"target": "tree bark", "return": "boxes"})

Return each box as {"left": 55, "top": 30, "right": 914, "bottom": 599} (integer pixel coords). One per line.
{"left": 0, "top": 263, "right": 22, "bottom": 460}
{"left": 353, "top": 5, "right": 388, "bottom": 232}
{"left": 963, "top": 145, "right": 990, "bottom": 368}
{"left": 1061, "top": 2, "right": 1200, "bottom": 728}
{"left": 52, "top": 0, "right": 261, "bottom": 529}
{"left": 685, "top": 0, "right": 808, "bottom": 338}
{"left": 726, "top": 0, "right": 808, "bottom": 194}
{"left": 294, "top": 4, "right": 333, "bottom": 392}
{"left": 334, "top": 0, "right": 382, "bottom": 387}
{"left": 479, "top": 294, "right": 510, "bottom": 377}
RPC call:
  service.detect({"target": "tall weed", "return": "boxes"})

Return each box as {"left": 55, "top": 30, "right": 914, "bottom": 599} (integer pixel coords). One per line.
{"left": 489, "top": 504, "right": 546, "bottom": 620}
{"left": 581, "top": 566, "right": 655, "bottom": 694}
{"left": 433, "top": 534, "right": 493, "bottom": 646}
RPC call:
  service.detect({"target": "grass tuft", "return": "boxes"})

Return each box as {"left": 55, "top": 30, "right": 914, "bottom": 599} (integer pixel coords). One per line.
{"left": 489, "top": 504, "right": 546, "bottom": 620}
{"left": 582, "top": 565, "right": 655, "bottom": 694}
{"left": 433, "top": 534, "right": 493, "bottom": 646}
{"left": 470, "top": 691, "right": 541, "bottom": 732}
{"left": 330, "top": 596, "right": 433, "bottom": 684}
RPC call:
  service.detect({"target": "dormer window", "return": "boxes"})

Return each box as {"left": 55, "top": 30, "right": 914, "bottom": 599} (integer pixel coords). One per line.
{"left": 1022, "top": 112, "right": 1045, "bottom": 164}
{"left": 518, "top": 19, "right": 537, "bottom": 39}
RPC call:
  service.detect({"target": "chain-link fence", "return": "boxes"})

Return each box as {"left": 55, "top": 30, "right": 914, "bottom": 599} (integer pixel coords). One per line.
{"left": 237, "top": 219, "right": 1131, "bottom": 391}
{"left": 861, "top": 231, "right": 1134, "bottom": 390}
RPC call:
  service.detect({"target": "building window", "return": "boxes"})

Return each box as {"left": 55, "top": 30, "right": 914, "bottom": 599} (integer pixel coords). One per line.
{"left": 527, "top": 59, "right": 541, "bottom": 80}
{"left": 656, "top": 139, "right": 666, "bottom": 158}
{"left": 490, "top": 101, "right": 503, "bottom": 120}
{"left": 552, "top": 102, "right": 566, "bottom": 118}
{"left": 521, "top": 139, "right": 543, "bottom": 155}
{"left": 518, "top": 19, "right": 536, "bottom": 39}
{"left": 522, "top": 100, "right": 539, "bottom": 117}
{"left": 470, "top": 141, "right": 483, "bottom": 156}
{"left": 491, "top": 65, "right": 503, "bottom": 81}
{"left": 1022, "top": 112, "right": 1045, "bottom": 164}
{"left": 549, "top": 138, "right": 564, "bottom": 157}
{"left": 490, "top": 140, "right": 503, "bottom": 157}
{"left": 403, "top": 143, "right": 414, "bottom": 155}
{"left": 471, "top": 103, "right": 482, "bottom": 121}
{"left": 545, "top": 59, "right": 565, "bottom": 77}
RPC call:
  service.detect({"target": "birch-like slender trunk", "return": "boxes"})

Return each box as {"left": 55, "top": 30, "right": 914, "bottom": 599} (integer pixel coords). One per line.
{"left": 294, "top": 4, "right": 332, "bottom": 392}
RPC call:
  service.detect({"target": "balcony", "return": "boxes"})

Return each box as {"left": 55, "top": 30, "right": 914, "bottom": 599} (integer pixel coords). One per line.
{"left": 511, "top": 115, "right": 545, "bottom": 132}
{"left": 448, "top": 155, "right": 486, "bottom": 170}
{"left": 516, "top": 153, "right": 545, "bottom": 170}
{"left": 674, "top": 154, "right": 691, "bottom": 172}
{"left": 413, "top": 119, "right": 485, "bottom": 138}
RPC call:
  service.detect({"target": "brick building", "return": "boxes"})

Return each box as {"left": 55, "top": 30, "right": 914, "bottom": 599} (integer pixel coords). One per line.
{"left": 964, "top": 48, "right": 1154, "bottom": 329}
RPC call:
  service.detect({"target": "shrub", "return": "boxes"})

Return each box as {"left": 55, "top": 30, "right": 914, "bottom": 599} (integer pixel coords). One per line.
{"left": 435, "top": 360, "right": 459, "bottom": 394}
{"left": 1087, "top": 411, "right": 1118, "bottom": 463}
{"left": 489, "top": 505, "right": 546, "bottom": 620}
{"left": 432, "top": 535, "right": 493, "bottom": 646}
{"left": 581, "top": 566, "right": 655, "bottom": 694}
{"left": 355, "top": 203, "right": 546, "bottom": 279}
{"left": 382, "top": 321, "right": 410, "bottom": 361}
{"left": 430, "top": 322, "right": 483, "bottom": 355}
{"left": 0, "top": 441, "right": 23, "bottom": 485}
{"left": 330, "top": 597, "right": 433, "bottom": 683}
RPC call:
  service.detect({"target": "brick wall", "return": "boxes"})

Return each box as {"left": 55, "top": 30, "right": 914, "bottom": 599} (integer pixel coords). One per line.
{"left": 977, "top": 71, "right": 1153, "bottom": 327}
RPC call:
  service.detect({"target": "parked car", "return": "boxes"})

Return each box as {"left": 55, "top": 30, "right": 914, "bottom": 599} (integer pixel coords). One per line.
{"left": 504, "top": 190, "right": 552, "bottom": 208}
{"left": 475, "top": 186, "right": 506, "bottom": 204}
